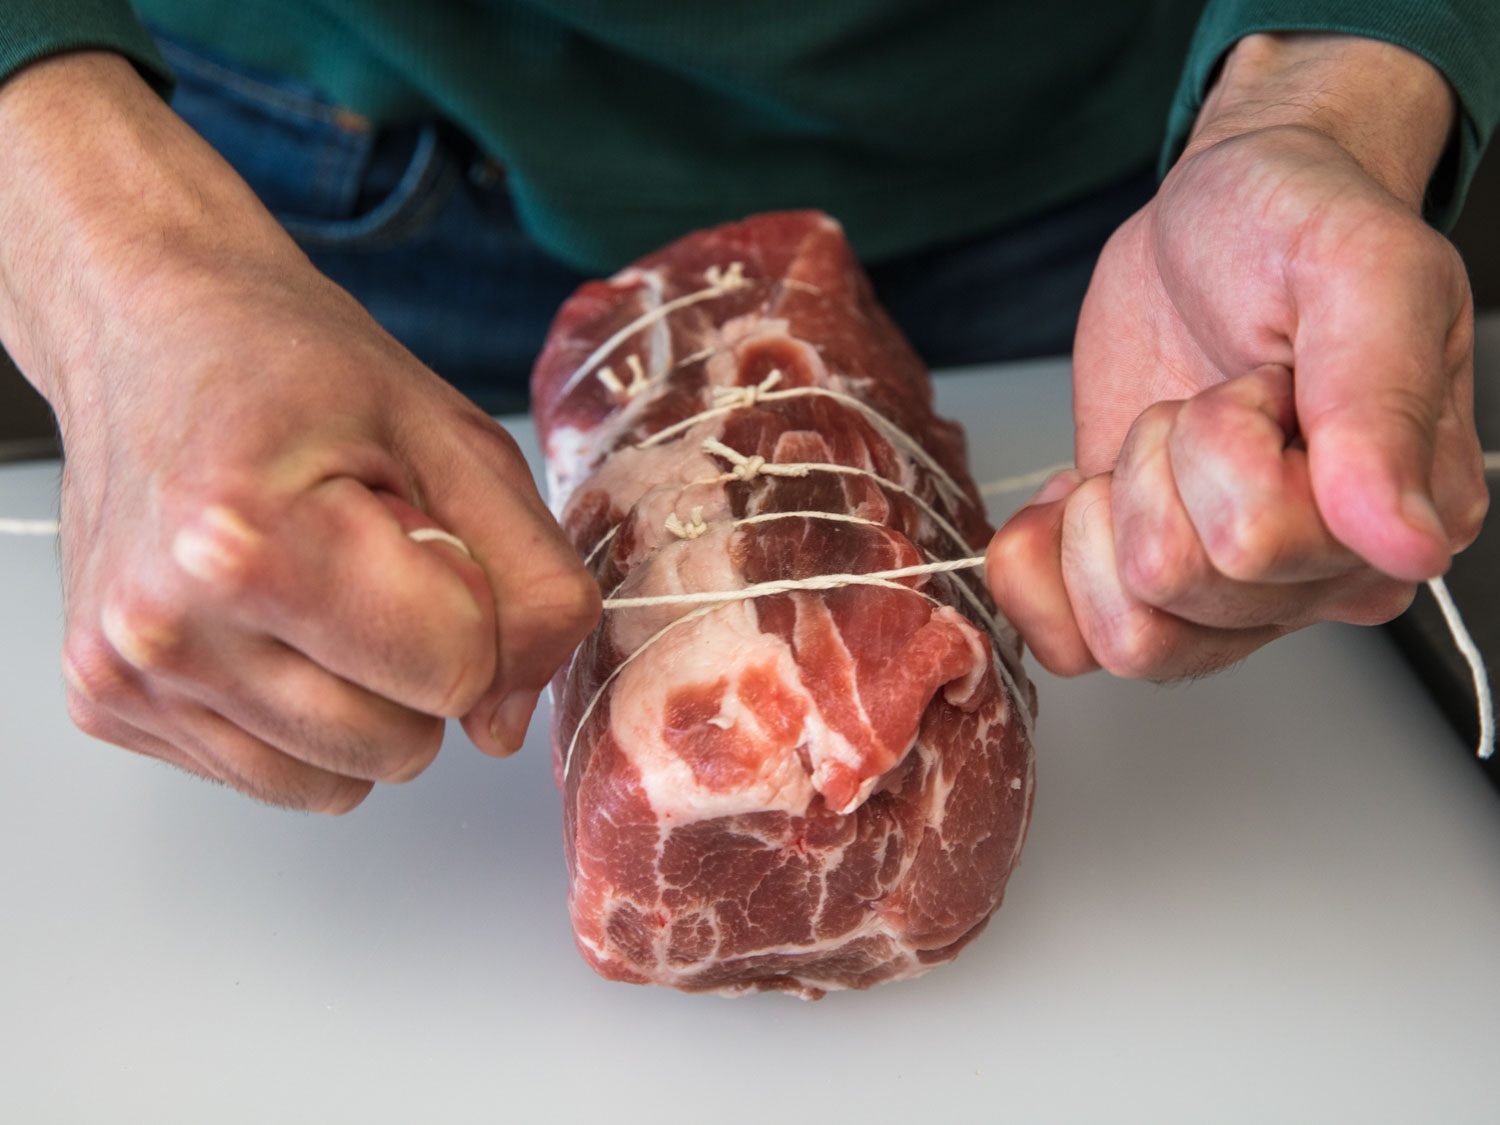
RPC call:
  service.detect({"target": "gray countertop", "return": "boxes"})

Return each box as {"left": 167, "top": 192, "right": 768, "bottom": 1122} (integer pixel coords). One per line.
{"left": 1, "top": 354, "right": 1497, "bottom": 1124}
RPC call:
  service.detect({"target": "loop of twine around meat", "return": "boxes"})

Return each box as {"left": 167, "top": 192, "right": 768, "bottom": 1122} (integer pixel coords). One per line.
{"left": 635, "top": 376, "right": 971, "bottom": 515}
{"left": 599, "top": 555, "right": 987, "bottom": 610}
{"left": 4, "top": 259, "right": 1493, "bottom": 762}
{"left": 548, "top": 271, "right": 1497, "bottom": 765}
{"left": 5, "top": 474, "right": 1488, "bottom": 762}
{"left": 556, "top": 260, "right": 750, "bottom": 399}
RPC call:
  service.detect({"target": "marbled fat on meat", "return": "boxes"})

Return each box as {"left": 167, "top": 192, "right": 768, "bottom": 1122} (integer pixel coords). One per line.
{"left": 533, "top": 211, "right": 1036, "bottom": 997}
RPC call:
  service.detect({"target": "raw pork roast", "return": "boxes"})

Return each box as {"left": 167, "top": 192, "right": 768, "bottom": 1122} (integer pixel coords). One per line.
{"left": 533, "top": 212, "right": 1035, "bottom": 997}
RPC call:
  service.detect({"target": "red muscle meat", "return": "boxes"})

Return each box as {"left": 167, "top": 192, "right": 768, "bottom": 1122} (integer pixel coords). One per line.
{"left": 533, "top": 211, "right": 1035, "bottom": 998}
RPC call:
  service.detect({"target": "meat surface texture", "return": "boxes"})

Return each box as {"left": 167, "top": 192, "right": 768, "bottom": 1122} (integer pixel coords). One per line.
{"left": 533, "top": 211, "right": 1036, "bottom": 998}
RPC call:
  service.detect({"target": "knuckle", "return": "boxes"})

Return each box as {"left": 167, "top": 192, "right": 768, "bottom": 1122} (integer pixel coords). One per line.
{"left": 1175, "top": 384, "right": 1238, "bottom": 439}
{"left": 1201, "top": 510, "right": 1282, "bottom": 584}
{"left": 1090, "top": 605, "right": 1170, "bottom": 680}
{"left": 533, "top": 565, "right": 604, "bottom": 642}
{"left": 1116, "top": 401, "right": 1178, "bottom": 469}
{"left": 987, "top": 508, "right": 1054, "bottom": 582}
{"left": 63, "top": 631, "right": 136, "bottom": 706}
{"left": 456, "top": 408, "right": 528, "bottom": 469}
{"left": 432, "top": 653, "right": 495, "bottom": 718}
{"left": 1031, "top": 642, "right": 1099, "bottom": 679}
{"left": 1060, "top": 475, "right": 1114, "bottom": 546}
{"left": 1375, "top": 382, "right": 1439, "bottom": 439}
{"left": 99, "top": 595, "right": 190, "bottom": 675}
{"left": 168, "top": 501, "right": 270, "bottom": 595}
{"left": 1117, "top": 526, "right": 1196, "bottom": 607}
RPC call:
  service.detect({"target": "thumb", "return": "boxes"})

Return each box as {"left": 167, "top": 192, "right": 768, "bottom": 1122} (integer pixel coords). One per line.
{"left": 415, "top": 418, "right": 601, "bottom": 756}
{"left": 1293, "top": 227, "right": 1467, "bottom": 582}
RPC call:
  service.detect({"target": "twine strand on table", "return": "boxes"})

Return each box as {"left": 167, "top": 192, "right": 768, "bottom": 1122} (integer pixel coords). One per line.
{"left": 1, "top": 240, "right": 1494, "bottom": 763}
{"left": 1, "top": 464, "right": 1493, "bottom": 762}
{"left": 0, "top": 518, "right": 59, "bottom": 536}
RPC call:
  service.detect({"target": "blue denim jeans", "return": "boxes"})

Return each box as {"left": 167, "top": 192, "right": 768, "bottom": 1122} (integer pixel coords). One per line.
{"left": 158, "top": 31, "right": 1156, "bottom": 415}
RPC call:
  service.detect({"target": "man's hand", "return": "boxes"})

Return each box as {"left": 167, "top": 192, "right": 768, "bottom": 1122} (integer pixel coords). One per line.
{"left": 988, "top": 33, "right": 1489, "bottom": 680}
{"left": 0, "top": 53, "right": 599, "bottom": 811}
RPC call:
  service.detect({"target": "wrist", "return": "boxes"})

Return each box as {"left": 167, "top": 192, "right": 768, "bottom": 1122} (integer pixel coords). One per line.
{"left": 0, "top": 52, "right": 298, "bottom": 421}
{"left": 1184, "top": 33, "right": 1456, "bottom": 211}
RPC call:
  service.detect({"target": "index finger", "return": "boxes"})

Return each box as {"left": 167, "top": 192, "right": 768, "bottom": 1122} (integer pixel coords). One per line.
{"left": 412, "top": 416, "right": 602, "bottom": 755}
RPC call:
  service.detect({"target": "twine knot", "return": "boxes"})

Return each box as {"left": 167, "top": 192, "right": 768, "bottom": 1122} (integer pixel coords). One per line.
{"left": 701, "top": 437, "right": 809, "bottom": 483}
{"left": 664, "top": 506, "right": 708, "bottom": 540}
{"left": 597, "top": 354, "right": 651, "bottom": 399}
{"left": 733, "top": 455, "right": 767, "bottom": 481}
{"left": 710, "top": 368, "right": 782, "bottom": 411}
{"left": 703, "top": 261, "right": 748, "bottom": 293}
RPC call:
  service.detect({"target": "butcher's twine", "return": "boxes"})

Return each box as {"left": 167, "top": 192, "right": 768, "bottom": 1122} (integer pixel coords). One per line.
{"left": 0, "top": 518, "right": 59, "bottom": 535}
{"left": 1, "top": 460, "right": 1493, "bottom": 765}
{"left": 583, "top": 449, "right": 1496, "bottom": 761}
{"left": 600, "top": 555, "right": 986, "bottom": 609}
{"left": 637, "top": 373, "right": 970, "bottom": 512}
{"left": 1, "top": 253, "right": 1495, "bottom": 760}
{"left": 5, "top": 475, "right": 1490, "bottom": 766}
{"left": 555, "top": 261, "right": 750, "bottom": 400}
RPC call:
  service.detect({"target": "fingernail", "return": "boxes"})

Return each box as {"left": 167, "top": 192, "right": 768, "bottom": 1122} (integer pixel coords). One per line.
{"left": 490, "top": 689, "right": 541, "bottom": 756}
{"left": 1031, "top": 469, "right": 1084, "bottom": 506}
{"left": 1400, "top": 489, "right": 1445, "bottom": 541}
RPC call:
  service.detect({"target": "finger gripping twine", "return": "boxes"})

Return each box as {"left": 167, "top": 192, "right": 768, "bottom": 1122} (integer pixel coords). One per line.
{"left": 407, "top": 528, "right": 474, "bottom": 559}
{"left": 979, "top": 462, "right": 1077, "bottom": 497}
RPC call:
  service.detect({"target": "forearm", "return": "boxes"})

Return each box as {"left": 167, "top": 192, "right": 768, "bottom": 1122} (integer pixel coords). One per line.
{"left": 0, "top": 51, "right": 297, "bottom": 423}
{"left": 1183, "top": 33, "right": 1457, "bottom": 211}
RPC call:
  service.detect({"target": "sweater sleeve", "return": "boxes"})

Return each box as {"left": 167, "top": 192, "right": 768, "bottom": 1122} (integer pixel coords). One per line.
{"left": 0, "top": 0, "right": 171, "bottom": 93}
{"left": 1161, "top": 0, "right": 1500, "bottom": 231}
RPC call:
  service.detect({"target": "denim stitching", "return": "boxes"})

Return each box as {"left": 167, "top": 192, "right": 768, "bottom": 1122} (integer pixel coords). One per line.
{"left": 282, "top": 126, "right": 457, "bottom": 250}
{"left": 310, "top": 127, "right": 370, "bottom": 218}
{"left": 156, "top": 38, "right": 364, "bottom": 132}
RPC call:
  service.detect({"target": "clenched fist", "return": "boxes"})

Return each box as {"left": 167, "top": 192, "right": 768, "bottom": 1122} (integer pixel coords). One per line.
{"left": 0, "top": 53, "right": 599, "bottom": 811}
{"left": 989, "top": 33, "right": 1489, "bottom": 680}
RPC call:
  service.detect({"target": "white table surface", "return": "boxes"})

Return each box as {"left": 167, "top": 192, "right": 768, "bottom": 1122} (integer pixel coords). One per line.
{"left": 2, "top": 356, "right": 1497, "bottom": 1125}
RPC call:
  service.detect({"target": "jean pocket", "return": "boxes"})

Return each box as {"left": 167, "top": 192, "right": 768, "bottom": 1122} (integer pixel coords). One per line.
{"left": 154, "top": 31, "right": 455, "bottom": 250}
{"left": 280, "top": 124, "right": 459, "bottom": 251}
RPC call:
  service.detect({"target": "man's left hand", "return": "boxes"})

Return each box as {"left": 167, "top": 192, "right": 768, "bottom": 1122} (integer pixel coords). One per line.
{"left": 988, "top": 32, "right": 1490, "bottom": 679}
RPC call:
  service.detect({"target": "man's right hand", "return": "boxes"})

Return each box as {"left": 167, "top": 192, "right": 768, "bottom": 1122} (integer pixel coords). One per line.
{"left": 0, "top": 52, "right": 600, "bottom": 812}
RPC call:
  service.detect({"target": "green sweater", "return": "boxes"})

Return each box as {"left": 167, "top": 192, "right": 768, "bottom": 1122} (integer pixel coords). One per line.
{"left": 2, "top": 1, "right": 1496, "bottom": 272}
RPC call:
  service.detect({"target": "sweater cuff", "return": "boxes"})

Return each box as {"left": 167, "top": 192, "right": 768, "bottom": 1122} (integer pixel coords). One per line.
{"left": 1161, "top": 1, "right": 1500, "bottom": 231}
{"left": 0, "top": 0, "right": 172, "bottom": 98}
